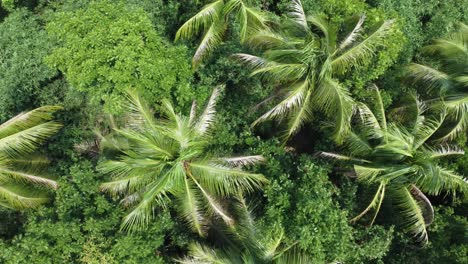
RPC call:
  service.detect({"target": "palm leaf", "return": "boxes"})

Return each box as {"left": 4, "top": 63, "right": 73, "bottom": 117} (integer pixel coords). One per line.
{"left": 393, "top": 186, "right": 430, "bottom": 243}
{"left": 195, "top": 86, "right": 222, "bottom": 136}
{"left": 0, "top": 106, "right": 62, "bottom": 139}
{"left": 175, "top": 0, "right": 224, "bottom": 41}
{"left": 0, "top": 122, "right": 62, "bottom": 158}
{"left": 332, "top": 19, "right": 394, "bottom": 74}
{"left": 338, "top": 15, "right": 366, "bottom": 50}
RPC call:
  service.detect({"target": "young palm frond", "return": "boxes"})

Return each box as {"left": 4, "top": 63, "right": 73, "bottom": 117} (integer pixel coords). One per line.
{"left": 0, "top": 106, "right": 62, "bottom": 210}
{"left": 175, "top": 0, "right": 270, "bottom": 68}
{"left": 99, "top": 87, "right": 267, "bottom": 235}
{"left": 238, "top": 0, "right": 395, "bottom": 142}
{"left": 318, "top": 86, "right": 467, "bottom": 242}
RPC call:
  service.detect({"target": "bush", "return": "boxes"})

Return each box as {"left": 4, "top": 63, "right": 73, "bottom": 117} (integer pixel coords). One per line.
{"left": 46, "top": 1, "right": 193, "bottom": 113}
{"left": 0, "top": 9, "right": 56, "bottom": 119}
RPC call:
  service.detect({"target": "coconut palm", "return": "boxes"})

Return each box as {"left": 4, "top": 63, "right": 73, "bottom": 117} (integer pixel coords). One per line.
{"left": 98, "top": 87, "right": 267, "bottom": 235}
{"left": 177, "top": 196, "right": 310, "bottom": 264}
{"left": 319, "top": 87, "right": 467, "bottom": 242}
{"left": 175, "top": 0, "right": 270, "bottom": 68}
{"left": 236, "top": 0, "right": 395, "bottom": 142}
{"left": 0, "top": 106, "right": 62, "bottom": 210}
{"left": 406, "top": 23, "right": 468, "bottom": 141}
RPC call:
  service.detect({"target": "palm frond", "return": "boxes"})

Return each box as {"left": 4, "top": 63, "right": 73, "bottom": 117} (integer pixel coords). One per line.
{"left": 284, "top": 90, "right": 313, "bottom": 140}
{"left": 314, "top": 78, "right": 354, "bottom": 143}
{"left": 252, "top": 80, "right": 308, "bottom": 127}
{"left": 0, "top": 168, "right": 57, "bottom": 189}
{"left": 435, "top": 111, "right": 468, "bottom": 141}
{"left": 195, "top": 86, "right": 222, "bottom": 136}
{"left": 123, "top": 90, "right": 157, "bottom": 130}
{"left": 218, "top": 155, "right": 265, "bottom": 167}
{"left": 370, "top": 85, "right": 388, "bottom": 134}
{"left": 189, "top": 161, "right": 267, "bottom": 196}
{"left": 238, "top": 3, "right": 268, "bottom": 42}
{"left": 415, "top": 164, "right": 467, "bottom": 196}
{"left": 318, "top": 152, "right": 370, "bottom": 163}
{"left": 332, "top": 19, "right": 394, "bottom": 74}
{"left": 394, "top": 186, "right": 429, "bottom": 243}
{"left": 350, "top": 182, "right": 385, "bottom": 224}
{"left": 176, "top": 243, "right": 230, "bottom": 264}
{"left": 0, "top": 122, "right": 62, "bottom": 158}
{"left": 338, "top": 15, "right": 366, "bottom": 50}
{"left": 288, "top": 0, "right": 308, "bottom": 30}
{"left": 0, "top": 184, "right": 49, "bottom": 210}
{"left": 345, "top": 131, "right": 372, "bottom": 156}
{"left": 427, "top": 145, "right": 464, "bottom": 158}
{"left": 406, "top": 63, "right": 451, "bottom": 93}
{"left": 244, "top": 30, "right": 292, "bottom": 50}
{"left": 0, "top": 106, "right": 62, "bottom": 139}
{"left": 175, "top": 0, "right": 224, "bottom": 41}
{"left": 192, "top": 19, "right": 227, "bottom": 68}
{"left": 179, "top": 177, "right": 206, "bottom": 236}
{"left": 189, "top": 174, "right": 234, "bottom": 226}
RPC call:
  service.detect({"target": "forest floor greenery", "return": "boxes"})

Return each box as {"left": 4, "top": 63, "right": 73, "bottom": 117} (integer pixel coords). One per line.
{"left": 0, "top": 0, "right": 466, "bottom": 263}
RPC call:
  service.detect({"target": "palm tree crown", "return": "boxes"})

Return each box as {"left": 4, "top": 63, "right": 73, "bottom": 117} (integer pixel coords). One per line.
{"left": 99, "top": 87, "right": 267, "bottom": 235}
{"left": 175, "top": 0, "right": 269, "bottom": 68}
{"left": 407, "top": 23, "right": 468, "bottom": 140}
{"left": 0, "top": 106, "right": 62, "bottom": 210}
{"left": 320, "top": 87, "right": 467, "bottom": 242}
{"left": 237, "top": 0, "right": 395, "bottom": 142}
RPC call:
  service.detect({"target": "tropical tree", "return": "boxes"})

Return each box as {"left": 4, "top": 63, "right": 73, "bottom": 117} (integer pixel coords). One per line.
{"left": 319, "top": 87, "right": 467, "bottom": 242}
{"left": 407, "top": 23, "right": 468, "bottom": 141}
{"left": 236, "top": 0, "right": 395, "bottom": 142}
{"left": 177, "top": 196, "right": 310, "bottom": 264}
{"left": 98, "top": 87, "right": 267, "bottom": 235}
{"left": 175, "top": 0, "right": 270, "bottom": 68}
{"left": 0, "top": 106, "right": 62, "bottom": 210}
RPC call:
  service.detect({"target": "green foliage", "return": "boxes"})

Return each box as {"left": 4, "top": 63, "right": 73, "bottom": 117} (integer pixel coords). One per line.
{"left": 0, "top": 9, "right": 57, "bottom": 119}
{"left": 0, "top": 0, "right": 466, "bottom": 262}
{"left": 238, "top": 0, "right": 398, "bottom": 142}
{"left": 99, "top": 88, "right": 266, "bottom": 234}
{"left": 384, "top": 205, "right": 468, "bottom": 264}
{"left": 176, "top": 0, "right": 270, "bottom": 67}
{"left": 0, "top": 106, "right": 62, "bottom": 210}
{"left": 0, "top": 161, "right": 171, "bottom": 263}
{"left": 407, "top": 23, "right": 468, "bottom": 141}
{"left": 46, "top": 1, "right": 193, "bottom": 113}
{"left": 259, "top": 148, "right": 393, "bottom": 263}
{"left": 320, "top": 87, "right": 468, "bottom": 242}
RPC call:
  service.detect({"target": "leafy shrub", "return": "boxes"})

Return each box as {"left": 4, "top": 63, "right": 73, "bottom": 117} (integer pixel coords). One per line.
{"left": 0, "top": 9, "right": 56, "bottom": 119}
{"left": 46, "top": 1, "right": 193, "bottom": 113}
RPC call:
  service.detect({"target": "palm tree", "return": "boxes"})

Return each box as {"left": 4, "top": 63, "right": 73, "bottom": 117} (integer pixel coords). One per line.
{"left": 175, "top": 0, "right": 270, "bottom": 68}
{"left": 406, "top": 23, "right": 468, "bottom": 141}
{"left": 237, "top": 0, "right": 395, "bottom": 142}
{"left": 0, "top": 106, "right": 62, "bottom": 210}
{"left": 319, "top": 87, "right": 467, "bottom": 242}
{"left": 177, "top": 196, "right": 310, "bottom": 264}
{"left": 98, "top": 87, "right": 267, "bottom": 235}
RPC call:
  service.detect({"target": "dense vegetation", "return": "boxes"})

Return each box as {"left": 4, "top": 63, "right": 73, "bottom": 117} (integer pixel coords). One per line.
{"left": 0, "top": 0, "right": 466, "bottom": 263}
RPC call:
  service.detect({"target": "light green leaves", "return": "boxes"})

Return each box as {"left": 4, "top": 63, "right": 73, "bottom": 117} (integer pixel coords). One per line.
{"left": 176, "top": 0, "right": 270, "bottom": 67}
{"left": 99, "top": 88, "right": 266, "bottom": 234}
{"left": 0, "top": 106, "right": 62, "bottom": 210}
{"left": 239, "top": 2, "right": 395, "bottom": 142}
